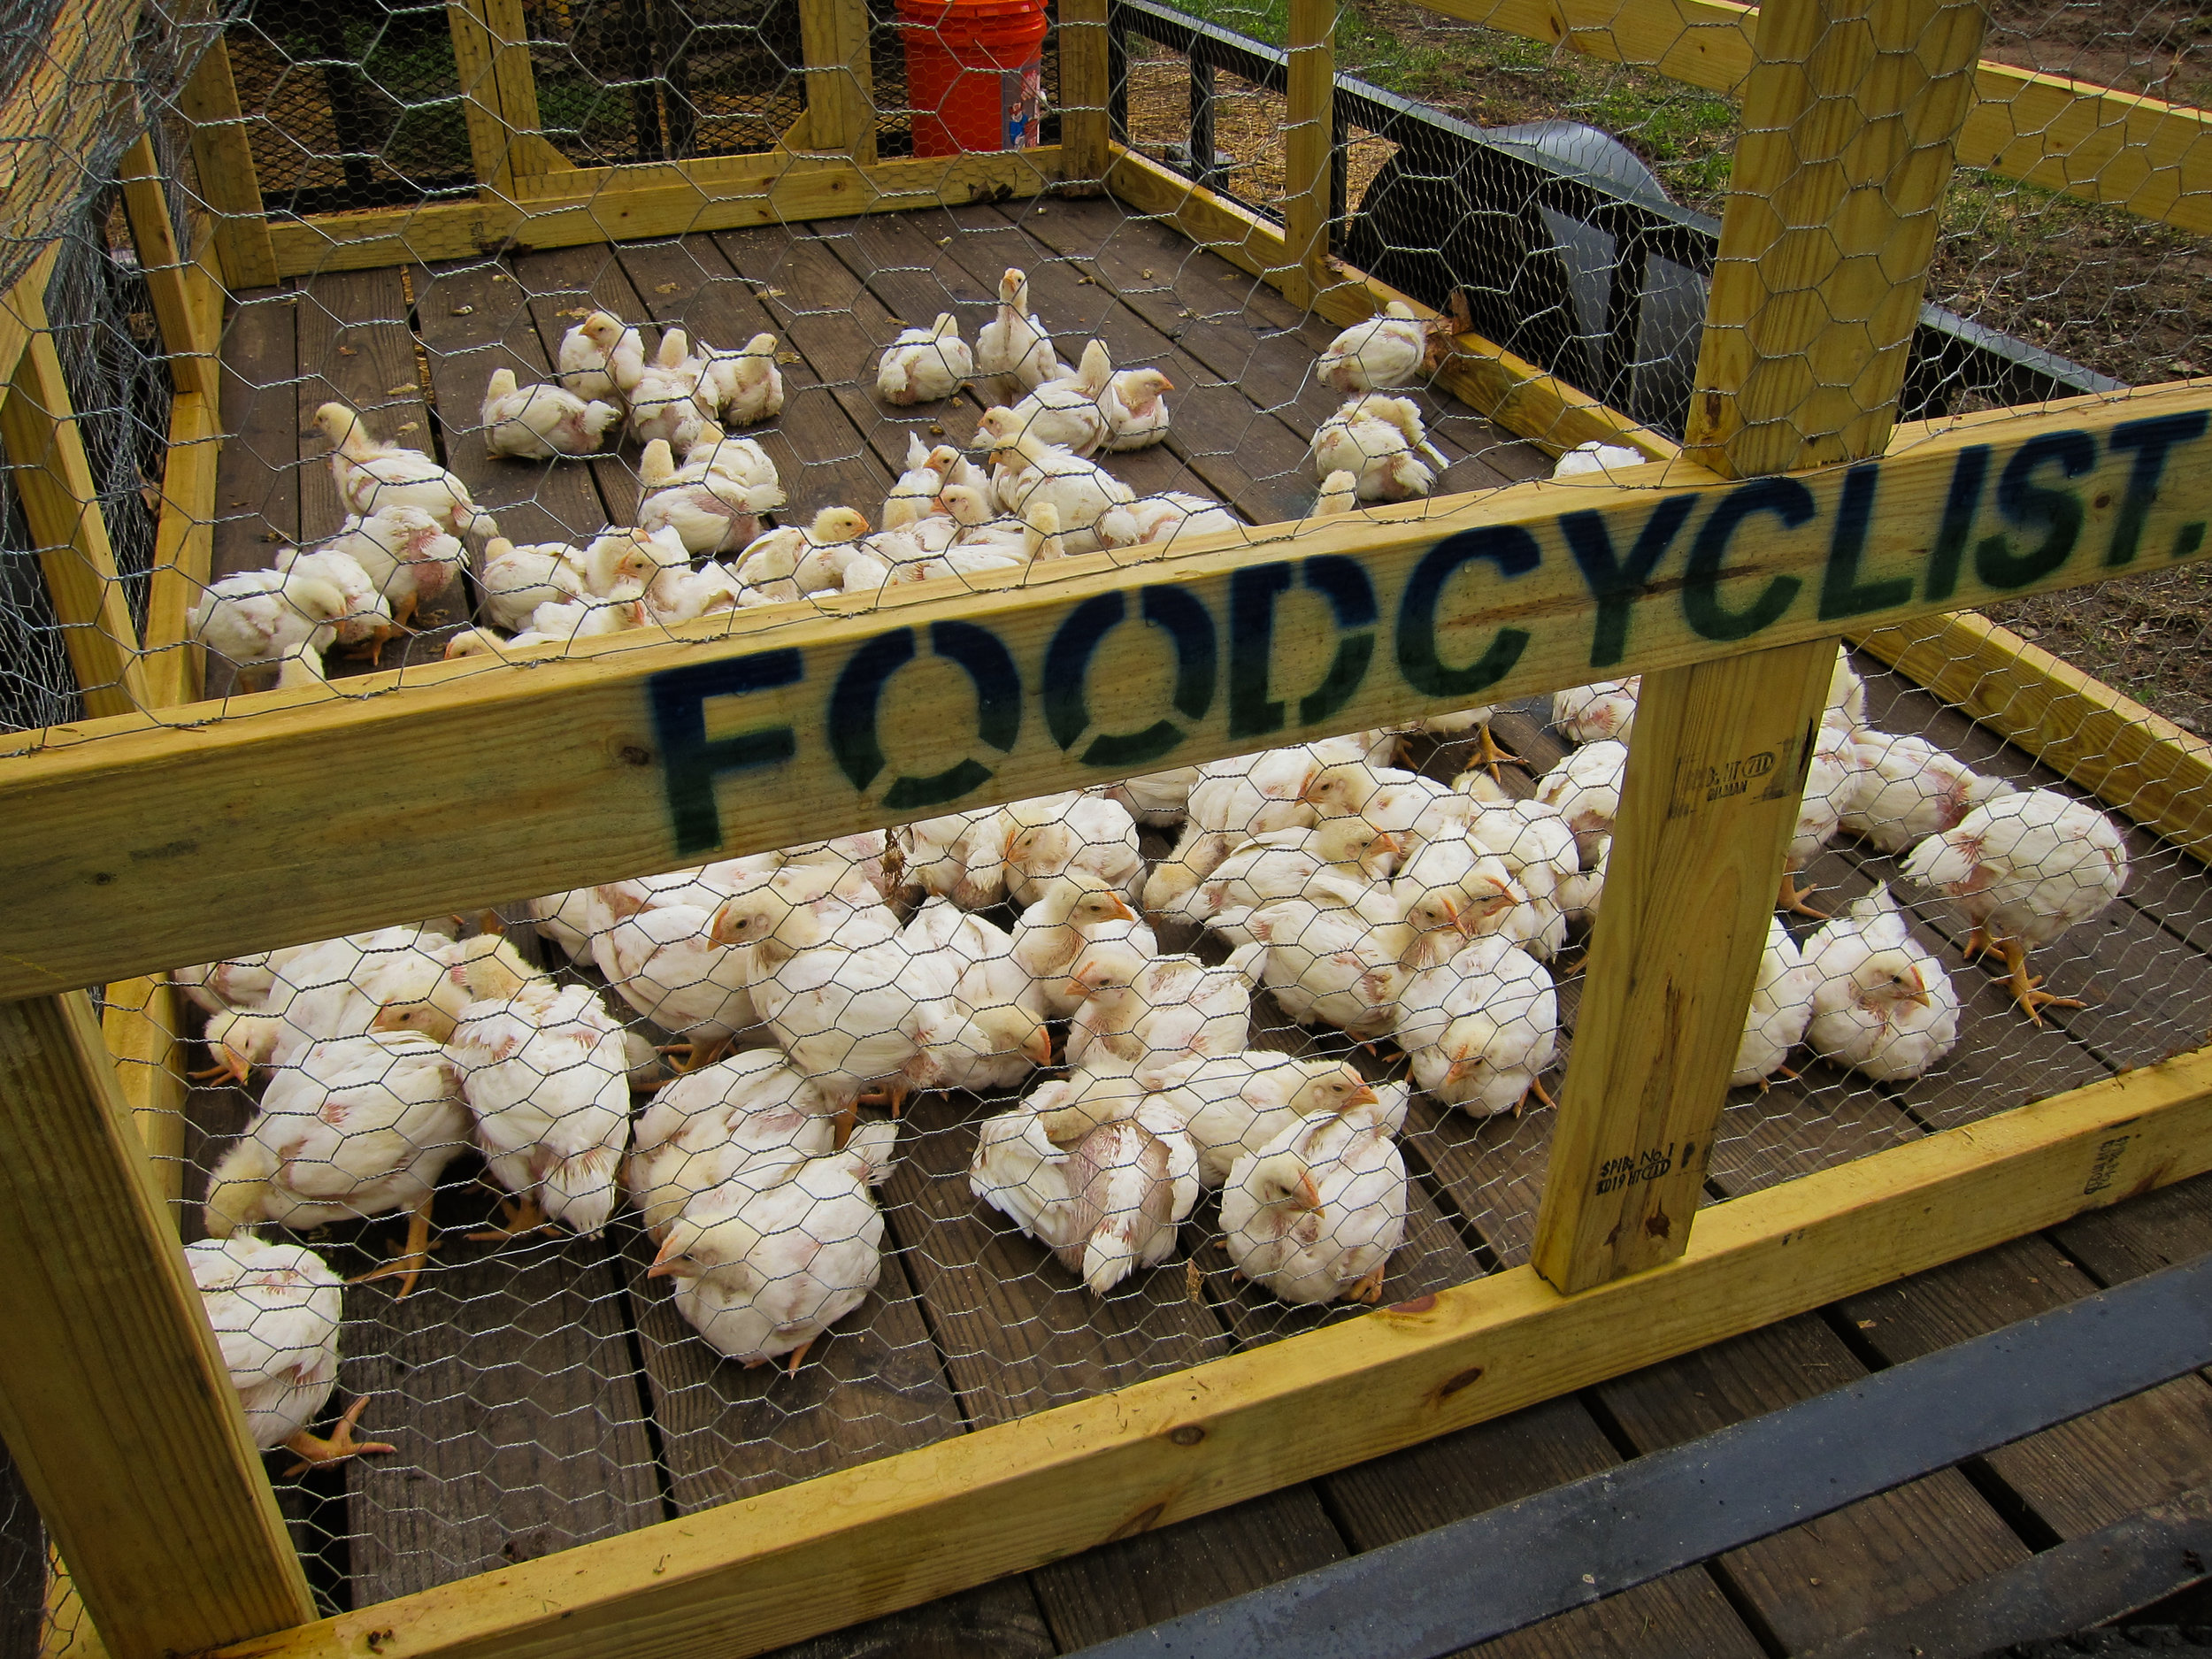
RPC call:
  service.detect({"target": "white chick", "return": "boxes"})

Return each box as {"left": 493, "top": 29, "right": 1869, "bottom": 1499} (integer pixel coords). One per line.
{"left": 976, "top": 266, "right": 1062, "bottom": 394}
{"left": 648, "top": 1121, "right": 899, "bottom": 1372}
{"left": 1221, "top": 1097, "right": 1407, "bottom": 1304}
{"left": 971, "top": 1086, "right": 1086, "bottom": 1255}
{"left": 1099, "top": 365, "right": 1175, "bottom": 451}
{"left": 1903, "top": 787, "right": 2129, "bottom": 1023}
{"left": 321, "top": 507, "right": 465, "bottom": 627}
{"left": 636, "top": 432, "right": 786, "bottom": 555}
{"left": 877, "top": 312, "right": 975, "bottom": 405}
{"left": 1840, "top": 730, "right": 2016, "bottom": 854}
{"left": 188, "top": 567, "right": 348, "bottom": 677}
{"left": 204, "top": 924, "right": 465, "bottom": 1080}
{"left": 1066, "top": 941, "right": 1263, "bottom": 1086}
{"left": 558, "top": 309, "right": 641, "bottom": 403}
{"left": 1000, "top": 789, "right": 1144, "bottom": 908}
{"left": 442, "top": 937, "right": 633, "bottom": 1238}
{"left": 989, "top": 432, "right": 1136, "bottom": 553}
{"left": 1094, "top": 491, "right": 1241, "bottom": 552}
{"left": 1550, "top": 441, "right": 1647, "bottom": 479}
{"left": 1244, "top": 894, "right": 1420, "bottom": 1039}
{"left": 595, "top": 893, "right": 762, "bottom": 1070}
{"left": 1146, "top": 738, "right": 1377, "bottom": 915}
{"left": 1310, "top": 394, "right": 1447, "bottom": 501}
{"left": 479, "top": 536, "right": 587, "bottom": 630}
{"left": 187, "top": 1236, "right": 394, "bottom": 1471}
{"left": 200, "top": 1030, "right": 468, "bottom": 1297}
{"left": 1317, "top": 300, "right": 1432, "bottom": 394}
{"left": 1010, "top": 872, "right": 1153, "bottom": 1017}
{"left": 480, "top": 367, "right": 619, "bottom": 458}
{"left": 1535, "top": 739, "right": 1627, "bottom": 866}
{"left": 701, "top": 331, "right": 785, "bottom": 427}
{"left": 1390, "top": 836, "right": 1535, "bottom": 961}
{"left": 503, "top": 595, "right": 644, "bottom": 651}
{"left": 1017, "top": 1074, "right": 1202, "bottom": 1297}
{"left": 172, "top": 945, "right": 309, "bottom": 1018}
{"left": 1780, "top": 718, "right": 1870, "bottom": 918}
{"left": 272, "top": 546, "right": 395, "bottom": 657}
{"left": 1396, "top": 933, "right": 1558, "bottom": 1116}
{"left": 1154, "top": 1053, "right": 1402, "bottom": 1187}
{"left": 713, "top": 883, "right": 953, "bottom": 1121}
{"left": 1109, "top": 764, "right": 1199, "bottom": 826}
{"left": 1552, "top": 676, "right": 1640, "bottom": 745}
{"left": 979, "top": 340, "right": 1115, "bottom": 455}
{"left": 625, "top": 1048, "right": 838, "bottom": 1240}
{"left": 1179, "top": 817, "right": 1402, "bottom": 942}
{"left": 315, "top": 402, "right": 495, "bottom": 540}
{"left": 1466, "top": 799, "right": 1583, "bottom": 959}
{"left": 626, "top": 327, "right": 718, "bottom": 452}
{"left": 886, "top": 433, "right": 956, "bottom": 530}
{"left": 1315, "top": 470, "right": 1360, "bottom": 515}
{"left": 901, "top": 897, "right": 1054, "bottom": 1094}
{"left": 1732, "top": 916, "right": 1818, "bottom": 1089}
{"left": 893, "top": 806, "right": 1011, "bottom": 909}
{"left": 1805, "top": 884, "right": 1961, "bottom": 1079}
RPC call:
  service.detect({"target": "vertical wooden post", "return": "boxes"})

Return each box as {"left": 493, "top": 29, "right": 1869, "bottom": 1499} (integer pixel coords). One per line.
{"left": 1, "top": 274, "right": 151, "bottom": 721}
{"left": 140, "top": 389, "right": 220, "bottom": 710}
{"left": 1058, "top": 0, "right": 1111, "bottom": 188}
{"left": 787, "top": 0, "right": 878, "bottom": 163}
{"left": 1531, "top": 0, "right": 1989, "bottom": 1295}
{"left": 100, "top": 979, "right": 188, "bottom": 1207}
{"left": 449, "top": 0, "right": 567, "bottom": 194}
{"left": 0, "top": 994, "right": 315, "bottom": 1659}
{"left": 176, "top": 35, "right": 277, "bottom": 292}
{"left": 117, "top": 132, "right": 219, "bottom": 403}
{"left": 1279, "top": 0, "right": 1334, "bottom": 309}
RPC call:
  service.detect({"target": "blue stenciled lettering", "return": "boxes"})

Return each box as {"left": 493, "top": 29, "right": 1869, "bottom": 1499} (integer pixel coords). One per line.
{"left": 1561, "top": 495, "right": 1697, "bottom": 668}
{"left": 1682, "top": 476, "right": 1810, "bottom": 641}
{"left": 1045, "top": 586, "right": 1219, "bottom": 769}
{"left": 648, "top": 649, "right": 804, "bottom": 856}
{"left": 1977, "top": 429, "right": 2095, "bottom": 590}
{"left": 1818, "top": 463, "right": 1911, "bottom": 620}
{"left": 827, "top": 622, "right": 1022, "bottom": 812}
{"left": 2106, "top": 411, "right": 2209, "bottom": 567}
{"left": 1299, "top": 555, "right": 1379, "bottom": 726}
{"left": 1924, "top": 443, "right": 1990, "bottom": 603}
{"left": 1227, "top": 562, "right": 1294, "bottom": 741}
{"left": 1396, "top": 525, "right": 1539, "bottom": 697}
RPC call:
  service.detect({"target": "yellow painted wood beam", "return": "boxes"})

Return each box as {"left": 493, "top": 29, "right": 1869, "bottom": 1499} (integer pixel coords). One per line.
{"left": 177, "top": 36, "right": 277, "bottom": 292}
{"left": 0, "top": 994, "right": 315, "bottom": 1659}
{"left": 117, "top": 133, "right": 220, "bottom": 402}
{"left": 1279, "top": 0, "right": 1336, "bottom": 309}
{"left": 194, "top": 1041, "right": 2212, "bottom": 1659}
{"left": 1056, "top": 0, "right": 1111, "bottom": 188}
{"left": 0, "top": 380, "right": 2206, "bottom": 1000}
{"left": 263, "top": 147, "right": 1063, "bottom": 276}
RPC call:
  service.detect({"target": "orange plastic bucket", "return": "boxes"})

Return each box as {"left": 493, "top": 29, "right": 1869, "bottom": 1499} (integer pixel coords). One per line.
{"left": 898, "top": 0, "right": 1048, "bottom": 157}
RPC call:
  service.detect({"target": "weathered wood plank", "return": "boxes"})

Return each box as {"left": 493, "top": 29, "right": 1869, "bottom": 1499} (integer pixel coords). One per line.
{"left": 342, "top": 1236, "right": 663, "bottom": 1604}
{"left": 0, "top": 995, "right": 314, "bottom": 1659}
{"left": 211, "top": 291, "right": 300, "bottom": 587}
{"left": 1279, "top": 0, "right": 1335, "bottom": 311}
{"left": 7, "top": 384, "right": 2212, "bottom": 1000}
{"left": 411, "top": 260, "right": 610, "bottom": 551}
{"left": 195, "top": 1042, "right": 2212, "bottom": 1659}
{"left": 179, "top": 37, "right": 278, "bottom": 291}
{"left": 1594, "top": 1315, "right": 2032, "bottom": 1653}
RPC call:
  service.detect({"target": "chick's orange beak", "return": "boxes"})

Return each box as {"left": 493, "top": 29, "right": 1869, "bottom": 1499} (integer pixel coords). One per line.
{"left": 1023, "top": 1025, "right": 1054, "bottom": 1066}
{"left": 1108, "top": 893, "right": 1139, "bottom": 923}
{"left": 1293, "top": 1171, "right": 1323, "bottom": 1211}
{"left": 1348, "top": 1082, "right": 1379, "bottom": 1108}
{"left": 646, "top": 1235, "right": 688, "bottom": 1279}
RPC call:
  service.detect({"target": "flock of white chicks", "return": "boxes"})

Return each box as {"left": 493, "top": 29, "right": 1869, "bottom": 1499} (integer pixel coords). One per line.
{"left": 181, "top": 278, "right": 1647, "bottom": 688}
{"left": 171, "top": 650, "right": 2132, "bottom": 1470}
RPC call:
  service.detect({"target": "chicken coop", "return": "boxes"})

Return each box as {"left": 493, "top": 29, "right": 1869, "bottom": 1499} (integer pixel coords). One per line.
{"left": 0, "top": 0, "right": 2208, "bottom": 1650}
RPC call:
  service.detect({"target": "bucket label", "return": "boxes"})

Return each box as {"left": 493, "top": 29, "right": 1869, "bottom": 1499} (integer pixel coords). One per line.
{"left": 1003, "top": 65, "right": 1041, "bottom": 148}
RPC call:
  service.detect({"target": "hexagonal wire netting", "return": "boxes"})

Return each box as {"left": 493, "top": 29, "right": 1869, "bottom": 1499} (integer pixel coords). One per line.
{"left": 6, "top": 0, "right": 2209, "bottom": 1637}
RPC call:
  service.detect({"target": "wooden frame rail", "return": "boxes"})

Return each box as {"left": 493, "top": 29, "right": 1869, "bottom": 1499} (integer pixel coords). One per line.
{"left": 2, "top": 378, "right": 2207, "bottom": 1002}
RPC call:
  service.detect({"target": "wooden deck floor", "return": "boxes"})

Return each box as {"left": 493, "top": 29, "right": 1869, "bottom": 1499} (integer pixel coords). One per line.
{"left": 142, "top": 194, "right": 2212, "bottom": 1655}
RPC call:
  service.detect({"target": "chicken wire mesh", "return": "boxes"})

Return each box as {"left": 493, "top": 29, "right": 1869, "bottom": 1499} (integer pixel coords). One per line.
{"left": 1, "top": 0, "right": 2210, "bottom": 1638}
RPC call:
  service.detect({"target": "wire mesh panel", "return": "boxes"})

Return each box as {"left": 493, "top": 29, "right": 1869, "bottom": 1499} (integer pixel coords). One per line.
{"left": 0, "top": 0, "right": 2210, "bottom": 1643}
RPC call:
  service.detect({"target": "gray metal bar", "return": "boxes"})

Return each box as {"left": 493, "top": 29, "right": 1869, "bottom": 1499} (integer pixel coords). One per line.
{"left": 1067, "top": 1253, "right": 2212, "bottom": 1659}
{"left": 1800, "top": 1484, "right": 2212, "bottom": 1659}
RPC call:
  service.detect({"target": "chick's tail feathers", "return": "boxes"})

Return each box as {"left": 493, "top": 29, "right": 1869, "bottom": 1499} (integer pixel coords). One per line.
{"left": 202, "top": 1138, "right": 279, "bottom": 1238}
{"left": 842, "top": 1118, "right": 901, "bottom": 1186}
{"left": 541, "top": 1145, "right": 622, "bottom": 1238}
{"left": 1080, "top": 1221, "right": 1141, "bottom": 1298}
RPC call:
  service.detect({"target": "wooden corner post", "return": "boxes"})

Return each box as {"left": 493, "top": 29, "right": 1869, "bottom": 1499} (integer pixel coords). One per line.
{"left": 0, "top": 994, "right": 315, "bottom": 1659}
{"left": 1532, "top": 0, "right": 1989, "bottom": 1294}
{"left": 177, "top": 35, "right": 277, "bottom": 292}
{"left": 1057, "top": 0, "right": 1111, "bottom": 188}
{"left": 786, "top": 0, "right": 878, "bottom": 163}
{"left": 449, "top": 0, "right": 568, "bottom": 191}
{"left": 1280, "top": 0, "right": 1334, "bottom": 309}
